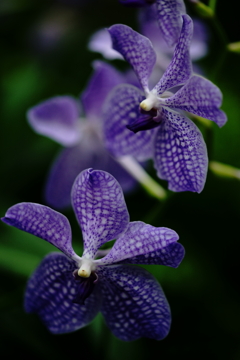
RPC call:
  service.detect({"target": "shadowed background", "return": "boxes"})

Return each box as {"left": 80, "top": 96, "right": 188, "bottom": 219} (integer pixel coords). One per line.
{"left": 0, "top": 0, "right": 240, "bottom": 359}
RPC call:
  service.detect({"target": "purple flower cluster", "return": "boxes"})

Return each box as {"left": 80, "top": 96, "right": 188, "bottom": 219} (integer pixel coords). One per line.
{"left": 103, "top": 14, "right": 226, "bottom": 193}
{"left": 27, "top": 61, "right": 137, "bottom": 209}
{"left": 2, "top": 169, "right": 184, "bottom": 340}
{"left": 1, "top": 0, "right": 227, "bottom": 342}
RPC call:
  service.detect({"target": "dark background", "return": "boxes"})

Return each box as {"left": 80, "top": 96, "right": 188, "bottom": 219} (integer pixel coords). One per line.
{"left": 0, "top": 0, "right": 240, "bottom": 359}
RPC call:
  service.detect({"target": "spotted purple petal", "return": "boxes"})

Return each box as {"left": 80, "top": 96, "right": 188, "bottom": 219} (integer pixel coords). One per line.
{"left": 164, "top": 75, "right": 227, "bottom": 127}
{"left": 103, "top": 84, "right": 157, "bottom": 161}
{"left": 139, "top": 5, "right": 171, "bottom": 56}
{"left": 154, "top": 14, "right": 193, "bottom": 94}
{"left": 155, "top": 0, "right": 186, "bottom": 47}
{"left": 27, "top": 96, "right": 81, "bottom": 147}
{"left": 1, "top": 203, "right": 79, "bottom": 261}
{"left": 81, "top": 61, "right": 125, "bottom": 120}
{"left": 45, "top": 140, "right": 136, "bottom": 210}
{"left": 25, "top": 253, "right": 101, "bottom": 334}
{"left": 108, "top": 24, "right": 156, "bottom": 93}
{"left": 99, "top": 265, "right": 171, "bottom": 341}
{"left": 96, "top": 221, "right": 179, "bottom": 265}
{"left": 154, "top": 109, "right": 208, "bottom": 192}
{"left": 71, "top": 169, "right": 130, "bottom": 259}
{"left": 120, "top": 242, "right": 185, "bottom": 268}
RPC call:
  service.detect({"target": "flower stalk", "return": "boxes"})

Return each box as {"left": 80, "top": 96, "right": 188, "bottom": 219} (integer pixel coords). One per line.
{"left": 116, "top": 156, "right": 167, "bottom": 200}
{"left": 209, "top": 161, "right": 240, "bottom": 180}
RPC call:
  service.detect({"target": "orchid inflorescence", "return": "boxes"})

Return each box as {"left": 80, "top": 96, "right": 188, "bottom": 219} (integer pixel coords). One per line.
{"left": 1, "top": 0, "right": 227, "bottom": 341}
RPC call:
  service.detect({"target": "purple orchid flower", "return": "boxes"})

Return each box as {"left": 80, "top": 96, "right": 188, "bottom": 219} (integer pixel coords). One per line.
{"left": 139, "top": 7, "right": 208, "bottom": 78}
{"left": 103, "top": 15, "right": 227, "bottom": 193}
{"left": 27, "top": 61, "right": 137, "bottom": 210}
{"left": 120, "top": 0, "right": 186, "bottom": 47}
{"left": 1, "top": 169, "right": 184, "bottom": 340}
{"left": 88, "top": 14, "right": 208, "bottom": 88}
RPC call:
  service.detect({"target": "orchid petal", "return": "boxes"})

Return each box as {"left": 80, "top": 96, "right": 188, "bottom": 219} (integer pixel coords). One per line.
{"left": 108, "top": 24, "right": 156, "bottom": 93}
{"left": 164, "top": 75, "right": 227, "bottom": 127}
{"left": 139, "top": 6, "right": 171, "bottom": 56}
{"left": 27, "top": 96, "right": 81, "bottom": 147}
{"left": 154, "top": 14, "right": 193, "bottom": 94}
{"left": 120, "top": 242, "right": 185, "bottom": 268}
{"left": 25, "top": 253, "right": 101, "bottom": 334}
{"left": 155, "top": 0, "right": 186, "bottom": 47}
{"left": 71, "top": 169, "right": 129, "bottom": 259}
{"left": 103, "top": 84, "right": 156, "bottom": 161}
{"left": 1, "top": 203, "right": 79, "bottom": 261}
{"left": 81, "top": 61, "right": 125, "bottom": 120}
{"left": 96, "top": 221, "right": 179, "bottom": 265}
{"left": 154, "top": 109, "right": 208, "bottom": 193}
{"left": 45, "top": 139, "right": 136, "bottom": 210}
{"left": 99, "top": 265, "right": 171, "bottom": 341}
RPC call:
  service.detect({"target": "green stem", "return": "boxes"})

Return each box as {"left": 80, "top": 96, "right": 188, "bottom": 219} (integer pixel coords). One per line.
{"left": 209, "top": 161, "right": 240, "bottom": 179}
{"left": 116, "top": 155, "right": 167, "bottom": 201}
{"left": 209, "top": 0, "right": 217, "bottom": 13}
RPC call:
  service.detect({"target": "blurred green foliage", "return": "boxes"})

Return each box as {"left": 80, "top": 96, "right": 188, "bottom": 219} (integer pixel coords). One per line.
{"left": 0, "top": 0, "right": 240, "bottom": 359}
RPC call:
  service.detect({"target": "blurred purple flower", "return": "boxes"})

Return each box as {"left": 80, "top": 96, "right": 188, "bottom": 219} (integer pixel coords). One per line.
{"left": 1, "top": 169, "right": 184, "bottom": 340}
{"left": 120, "top": 0, "right": 186, "bottom": 46}
{"left": 88, "top": 9, "right": 208, "bottom": 82}
{"left": 27, "top": 61, "right": 137, "bottom": 210}
{"left": 103, "top": 15, "right": 227, "bottom": 193}
{"left": 139, "top": 7, "right": 208, "bottom": 78}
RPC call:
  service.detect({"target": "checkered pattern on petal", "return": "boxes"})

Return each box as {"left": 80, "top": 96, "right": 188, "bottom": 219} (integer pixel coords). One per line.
{"left": 99, "top": 265, "right": 171, "bottom": 341}
{"left": 96, "top": 221, "right": 179, "bottom": 265}
{"left": 155, "top": 0, "right": 186, "bottom": 47}
{"left": 164, "top": 75, "right": 227, "bottom": 127}
{"left": 154, "top": 14, "right": 193, "bottom": 94}
{"left": 108, "top": 24, "right": 156, "bottom": 93}
{"left": 2, "top": 203, "right": 79, "bottom": 261}
{"left": 153, "top": 108, "right": 208, "bottom": 192}
{"left": 71, "top": 169, "right": 129, "bottom": 259}
{"left": 25, "top": 253, "right": 101, "bottom": 334}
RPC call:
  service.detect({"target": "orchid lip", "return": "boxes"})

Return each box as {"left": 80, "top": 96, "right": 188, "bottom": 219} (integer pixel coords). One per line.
{"left": 72, "top": 269, "right": 99, "bottom": 304}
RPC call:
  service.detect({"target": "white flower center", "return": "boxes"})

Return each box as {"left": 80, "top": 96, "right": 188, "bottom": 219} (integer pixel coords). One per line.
{"left": 78, "top": 258, "right": 96, "bottom": 278}
{"left": 140, "top": 89, "right": 160, "bottom": 111}
{"left": 140, "top": 90, "right": 173, "bottom": 111}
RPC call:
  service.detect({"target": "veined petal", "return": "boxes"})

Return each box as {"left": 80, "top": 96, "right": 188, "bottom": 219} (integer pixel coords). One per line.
{"left": 108, "top": 24, "right": 156, "bottom": 93}
{"left": 164, "top": 75, "right": 227, "bottom": 127}
{"left": 45, "top": 140, "right": 136, "bottom": 210}
{"left": 154, "top": 109, "right": 208, "bottom": 193}
{"left": 71, "top": 169, "right": 130, "bottom": 259}
{"left": 27, "top": 96, "right": 81, "bottom": 147}
{"left": 1, "top": 203, "right": 79, "bottom": 261}
{"left": 96, "top": 221, "right": 179, "bottom": 265}
{"left": 154, "top": 14, "right": 193, "bottom": 94}
{"left": 99, "top": 265, "right": 171, "bottom": 341}
{"left": 155, "top": 0, "right": 186, "bottom": 47}
{"left": 103, "top": 84, "right": 156, "bottom": 161}
{"left": 25, "top": 253, "right": 101, "bottom": 334}
{"left": 81, "top": 61, "right": 125, "bottom": 120}
{"left": 120, "top": 242, "right": 185, "bottom": 268}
